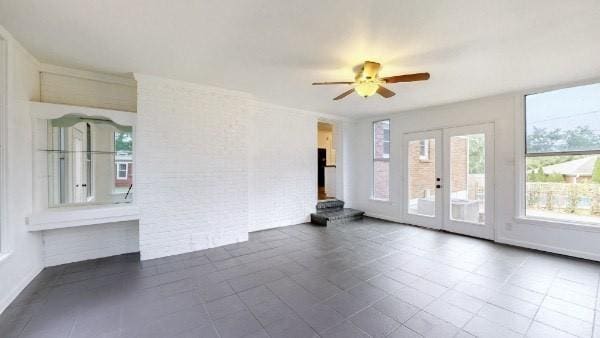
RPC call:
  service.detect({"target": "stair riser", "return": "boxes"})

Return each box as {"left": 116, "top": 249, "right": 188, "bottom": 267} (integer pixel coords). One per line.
{"left": 326, "top": 215, "right": 364, "bottom": 226}
{"left": 310, "top": 214, "right": 364, "bottom": 226}
{"left": 316, "top": 200, "right": 345, "bottom": 210}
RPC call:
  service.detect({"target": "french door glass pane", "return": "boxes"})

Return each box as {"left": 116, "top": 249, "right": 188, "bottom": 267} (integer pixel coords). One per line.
{"left": 408, "top": 138, "right": 436, "bottom": 216}
{"left": 449, "top": 134, "right": 485, "bottom": 224}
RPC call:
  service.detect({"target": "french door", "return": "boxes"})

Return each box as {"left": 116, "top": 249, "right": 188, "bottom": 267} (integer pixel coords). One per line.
{"left": 404, "top": 123, "right": 494, "bottom": 239}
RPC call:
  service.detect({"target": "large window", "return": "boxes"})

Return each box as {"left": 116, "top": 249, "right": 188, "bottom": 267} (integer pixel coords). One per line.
{"left": 373, "top": 120, "right": 390, "bottom": 200}
{"left": 525, "top": 83, "right": 600, "bottom": 224}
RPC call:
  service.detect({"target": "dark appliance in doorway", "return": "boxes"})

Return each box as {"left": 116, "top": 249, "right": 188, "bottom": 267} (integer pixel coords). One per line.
{"left": 318, "top": 148, "right": 326, "bottom": 187}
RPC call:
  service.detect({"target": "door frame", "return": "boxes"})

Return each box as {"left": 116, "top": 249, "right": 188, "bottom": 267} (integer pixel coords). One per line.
{"left": 403, "top": 129, "right": 443, "bottom": 229}
{"left": 442, "top": 123, "right": 495, "bottom": 240}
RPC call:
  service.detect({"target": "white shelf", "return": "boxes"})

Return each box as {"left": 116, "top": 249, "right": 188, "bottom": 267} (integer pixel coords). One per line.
{"left": 30, "top": 101, "right": 136, "bottom": 126}
{"left": 27, "top": 204, "right": 139, "bottom": 232}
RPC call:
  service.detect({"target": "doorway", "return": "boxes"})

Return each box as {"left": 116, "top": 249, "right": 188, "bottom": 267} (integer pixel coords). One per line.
{"left": 404, "top": 123, "right": 494, "bottom": 239}
{"left": 318, "top": 122, "right": 336, "bottom": 200}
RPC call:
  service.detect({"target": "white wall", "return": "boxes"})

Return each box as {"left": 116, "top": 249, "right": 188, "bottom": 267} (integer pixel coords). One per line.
{"left": 42, "top": 221, "right": 139, "bottom": 266}
{"left": 350, "top": 91, "right": 600, "bottom": 261}
{"left": 0, "top": 27, "right": 44, "bottom": 314}
{"left": 248, "top": 103, "right": 317, "bottom": 232}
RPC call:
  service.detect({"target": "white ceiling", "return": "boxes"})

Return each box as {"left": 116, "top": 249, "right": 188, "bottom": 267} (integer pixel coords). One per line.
{"left": 1, "top": 0, "right": 600, "bottom": 118}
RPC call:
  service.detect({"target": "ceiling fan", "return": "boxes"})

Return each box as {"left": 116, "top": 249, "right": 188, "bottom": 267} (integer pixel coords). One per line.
{"left": 312, "top": 61, "right": 430, "bottom": 100}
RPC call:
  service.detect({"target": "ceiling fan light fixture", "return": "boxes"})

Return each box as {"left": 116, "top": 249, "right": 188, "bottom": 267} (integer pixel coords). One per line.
{"left": 354, "top": 81, "right": 379, "bottom": 97}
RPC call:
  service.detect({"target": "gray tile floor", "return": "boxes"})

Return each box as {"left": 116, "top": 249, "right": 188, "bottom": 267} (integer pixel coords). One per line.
{"left": 2, "top": 217, "right": 600, "bottom": 338}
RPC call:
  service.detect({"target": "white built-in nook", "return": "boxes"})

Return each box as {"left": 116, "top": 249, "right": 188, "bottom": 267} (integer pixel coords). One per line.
{"left": 28, "top": 102, "right": 139, "bottom": 231}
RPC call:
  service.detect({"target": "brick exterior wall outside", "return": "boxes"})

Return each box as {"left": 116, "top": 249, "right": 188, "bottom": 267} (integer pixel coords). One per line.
{"left": 408, "top": 137, "right": 468, "bottom": 200}
{"left": 373, "top": 121, "right": 389, "bottom": 200}
{"left": 408, "top": 139, "right": 436, "bottom": 199}
{"left": 373, "top": 161, "right": 389, "bottom": 200}
{"left": 449, "top": 137, "right": 468, "bottom": 194}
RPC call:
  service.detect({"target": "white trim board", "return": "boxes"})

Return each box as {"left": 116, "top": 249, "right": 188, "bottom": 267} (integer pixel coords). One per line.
{"left": 0, "top": 34, "right": 7, "bottom": 254}
{"left": 30, "top": 101, "right": 137, "bottom": 127}
{"left": 496, "top": 236, "right": 600, "bottom": 262}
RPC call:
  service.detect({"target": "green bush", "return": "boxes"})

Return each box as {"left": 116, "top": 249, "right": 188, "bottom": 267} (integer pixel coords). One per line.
{"left": 527, "top": 167, "right": 565, "bottom": 183}
{"left": 592, "top": 158, "right": 600, "bottom": 184}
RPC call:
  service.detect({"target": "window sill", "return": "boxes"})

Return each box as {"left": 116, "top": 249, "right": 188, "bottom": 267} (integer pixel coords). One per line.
{"left": 369, "top": 198, "right": 392, "bottom": 204}
{"left": 27, "top": 204, "right": 139, "bottom": 232}
{"left": 513, "top": 216, "right": 600, "bottom": 233}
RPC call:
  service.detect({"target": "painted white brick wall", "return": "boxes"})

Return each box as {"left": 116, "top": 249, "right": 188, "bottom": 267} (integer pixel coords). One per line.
{"left": 136, "top": 75, "right": 251, "bottom": 260}
{"left": 42, "top": 221, "right": 139, "bottom": 266}
{"left": 136, "top": 74, "right": 321, "bottom": 260}
{"left": 248, "top": 103, "right": 317, "bottom": 232}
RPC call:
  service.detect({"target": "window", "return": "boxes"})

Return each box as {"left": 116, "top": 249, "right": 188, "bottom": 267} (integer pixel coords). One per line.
{"left": 116, "top": 163, "right": 128, "bottom": 179}
{"left": 0, "top": 37, "right": 5, "bottom": 252}
{"left": 419, "top": 140, "right": 430, "bottom": 160}
{"left": 46, "top": 116, "right": 134, "bottom": 207}
{"left": 373, "top": 120, "right": 390, "bottom": 200}
{"left": 525, "top": 82, "right": 600, "bottom": 224}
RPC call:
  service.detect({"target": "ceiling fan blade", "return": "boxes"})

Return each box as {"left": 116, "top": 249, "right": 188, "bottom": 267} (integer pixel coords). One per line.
{"left": 333, "top": 88, "right": 355, "bottom": 100}
{"left": 383, "top": 72, "right": 430, "bottom": 83}
{"left": 312, "top": 81, "right": 354, "bottom": 85}
{"left": 377, "top": 86, "right": 396, "bottom": 98}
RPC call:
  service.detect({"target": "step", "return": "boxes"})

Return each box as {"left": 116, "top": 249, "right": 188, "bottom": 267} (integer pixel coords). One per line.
{"left": 316, "top": 199, "right": 345, "bottom": 211}
{"left": 311, "top": 208, "right": 365, "bottom": 226}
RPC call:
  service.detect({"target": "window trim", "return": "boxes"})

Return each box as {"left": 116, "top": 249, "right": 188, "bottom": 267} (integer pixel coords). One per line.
{"left": 0, "top": 36, "right": 7, "bottom": 255}
{"left": 517, "top": 81, "right": 600, "bottom": 228}
{"left": 372, "top": 119, "right": 391, "bottom": 201}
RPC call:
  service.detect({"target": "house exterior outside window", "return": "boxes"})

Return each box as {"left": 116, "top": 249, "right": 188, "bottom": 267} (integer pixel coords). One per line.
{"left": 524, "top": 82, "right": 600, "bottom": 224}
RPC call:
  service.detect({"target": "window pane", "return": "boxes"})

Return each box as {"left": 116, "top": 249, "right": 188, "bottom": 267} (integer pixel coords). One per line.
{"left": 526, "top": 83, "right": 600, "bottom": 154}
{"left": 450, "top": 134, "right": 485, "bottom": 223}
{"left": 526, "top": 154, "right": 600, "bottom": 223}
{"left": 374, "top": 120, "right": 390, "bottom": 159}
{"left": 373, "top": 160, "right": 389, "bottom": 200}
{"left": 408, "top": 138, "right": 436, "bottom": 216}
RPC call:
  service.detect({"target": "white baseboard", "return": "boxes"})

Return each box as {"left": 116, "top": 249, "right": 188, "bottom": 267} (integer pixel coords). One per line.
{"left": 363, "top": 212, "right": 404, "bottom": 224}
{"left": 496, "top": 236, "right": 600, "bottom": 262}
{"left": 365, "top": 213, "right": 600, "bottom": 262}
{"left": 0, "top": 264, "right": 42, "bottom": 315}
{"left": 249, "top": 216, "right": 309, "bottom": 233}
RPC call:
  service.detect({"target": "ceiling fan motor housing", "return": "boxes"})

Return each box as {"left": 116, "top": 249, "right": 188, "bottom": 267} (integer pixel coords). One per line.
{"left": 361, "top": 61, "right": 381, "bottom": 80}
